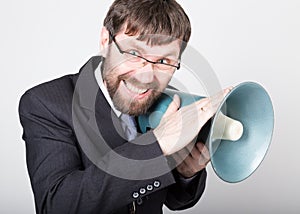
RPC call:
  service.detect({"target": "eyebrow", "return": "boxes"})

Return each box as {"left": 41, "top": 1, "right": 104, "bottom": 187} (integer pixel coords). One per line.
{"left": 121, "top": 39, "right": 179, "bottom": 58}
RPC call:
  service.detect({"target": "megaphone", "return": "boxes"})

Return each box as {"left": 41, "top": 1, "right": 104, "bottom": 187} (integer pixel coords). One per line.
{"left": 138, "top": 82, "right": 274, "bottom": 183}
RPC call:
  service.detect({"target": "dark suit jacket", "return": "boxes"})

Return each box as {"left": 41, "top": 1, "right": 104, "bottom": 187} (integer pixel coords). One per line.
{"left": 19, "top": 56, "right": 207, "bottom": 214}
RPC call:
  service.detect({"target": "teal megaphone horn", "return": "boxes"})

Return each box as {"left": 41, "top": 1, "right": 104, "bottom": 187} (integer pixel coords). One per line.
{"left": 138, "top": 82, "right": 274, "bottom": 183}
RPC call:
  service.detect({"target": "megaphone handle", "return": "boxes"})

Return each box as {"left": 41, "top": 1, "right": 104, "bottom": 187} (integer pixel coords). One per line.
{"left": 212, "top": 112, "right": 244, "bottom": 141}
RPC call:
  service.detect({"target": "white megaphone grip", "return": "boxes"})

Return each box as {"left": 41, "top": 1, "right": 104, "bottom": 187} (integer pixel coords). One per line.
{"left": 212, "top": 111, "right": 244, "bottom": 141}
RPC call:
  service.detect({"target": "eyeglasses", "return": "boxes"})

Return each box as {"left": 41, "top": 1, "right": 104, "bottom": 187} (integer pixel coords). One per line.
{"left": 110, "top": 34, "right": 181, "bottom": 71}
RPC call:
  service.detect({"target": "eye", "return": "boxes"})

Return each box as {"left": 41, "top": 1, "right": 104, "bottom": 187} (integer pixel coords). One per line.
{"left": 128, "top": 50, "right": 141, "bottom": 57}
{"left": 157, "top": 58, "right": 170, "bottom": 64}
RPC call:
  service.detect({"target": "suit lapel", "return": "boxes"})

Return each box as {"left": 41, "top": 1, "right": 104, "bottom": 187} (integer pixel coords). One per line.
{"left": 94, "top": 90, "right": 127, "bottom": 148}
{"left": 73, "top": 56, "right": 127, "bottom": 149}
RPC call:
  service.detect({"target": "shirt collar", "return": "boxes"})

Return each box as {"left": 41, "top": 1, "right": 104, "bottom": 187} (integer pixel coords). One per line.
{"left": 94, "top": 62, "right": 122, "bottom": 117}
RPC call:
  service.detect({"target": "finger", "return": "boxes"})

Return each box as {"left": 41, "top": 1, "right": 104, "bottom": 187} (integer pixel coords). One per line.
{"left": 176, "top": 160, "right": 190, "bottom": 176}
{"left": 210, "top": 87, "right": 233, "bottom": 106}
{"left": 172, "top": 152, "right": 185, "bottom": 165}
{"left": 195, "top": 86, "right": 233, "bottom": 112}
{"left": 177, "top": 147, "right": 190, "bottom": 160}
{"left": 225, "top": 85, "right": 234, "bottom": 92}
{"left": 190, "top": 144, "right": 201, "bottom": 160}
{"left": 199, "top": 88, "right": 231, "bottom": 116}
{"left": 196, "top": 142, "right": 210, "bottom": 161}
{"left": 177, "top": 150, "right": 199, "bottom": 173}
{"left": 163, "top": 94, "right": 180, "bottom": 118}
{"left": 185, "top": 141, "right": 195, "bottom": 154}
{"left": 222, "top": 86, "right": 233, "bottom": 96}
{"left": 196, "top": 146, "right": 210, "bottom": 166}
{"left": 194, "top": 97, "right": 210, "bottom": 109}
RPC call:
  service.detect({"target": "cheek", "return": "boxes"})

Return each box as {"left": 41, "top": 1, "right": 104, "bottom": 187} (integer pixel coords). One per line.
{"left": 104, "top": 50, "right": 132, "bottom": 76}
{"left": 155, "top": 72, "right": 174, "bottom": 88}
{"left": 104, "top": 63, "right": 132, "bottom": 84}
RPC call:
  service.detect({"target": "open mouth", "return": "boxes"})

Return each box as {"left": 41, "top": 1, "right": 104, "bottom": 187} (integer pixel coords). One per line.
{"left": 123, "top": 80, "right": 149, "bottom": 95}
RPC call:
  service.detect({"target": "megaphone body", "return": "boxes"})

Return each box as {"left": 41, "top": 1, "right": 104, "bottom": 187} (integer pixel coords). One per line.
{"left": 138, "top": 82, "right": 274, "bottom": 183}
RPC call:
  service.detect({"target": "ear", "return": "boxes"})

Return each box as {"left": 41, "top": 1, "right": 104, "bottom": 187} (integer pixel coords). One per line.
{"left": 100, "top": 27, "right": 110, "bottom": 57}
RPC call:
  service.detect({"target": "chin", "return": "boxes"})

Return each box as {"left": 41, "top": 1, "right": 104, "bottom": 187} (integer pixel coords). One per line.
{"left": 114, "top": 90, "right": 162, "bottom": 116}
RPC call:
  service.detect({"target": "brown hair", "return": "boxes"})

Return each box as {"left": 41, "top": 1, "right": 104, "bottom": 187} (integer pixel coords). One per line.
{"left": 103, "top": 0, "right": 191, "bottom": 49}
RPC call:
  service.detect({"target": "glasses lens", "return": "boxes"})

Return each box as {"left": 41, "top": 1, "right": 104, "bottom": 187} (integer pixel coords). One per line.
{"left": 155, "top": 63, "right": 176, "bottom": 71}
{"left": 124, "top": 53, "right": 141, "bottom": 63}
{"left": 118, "top": 47, "right": 179, "bottom": 70}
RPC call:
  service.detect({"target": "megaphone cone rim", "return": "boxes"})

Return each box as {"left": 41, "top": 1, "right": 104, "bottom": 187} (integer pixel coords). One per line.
{"left": 208, "top": 81, "right": 275, "bottom": 183}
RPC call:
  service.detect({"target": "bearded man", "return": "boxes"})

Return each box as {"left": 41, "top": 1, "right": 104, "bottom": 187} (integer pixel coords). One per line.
{"left": 19, "top": 0, "right": 230, "bottom": 213}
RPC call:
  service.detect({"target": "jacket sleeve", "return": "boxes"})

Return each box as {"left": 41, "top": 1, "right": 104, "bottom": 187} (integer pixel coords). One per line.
{"left": 164, "top": 168, "right": 207, "bottom": 210}
{"left": 19, "top": 91, "right": 176, "bottom": 214}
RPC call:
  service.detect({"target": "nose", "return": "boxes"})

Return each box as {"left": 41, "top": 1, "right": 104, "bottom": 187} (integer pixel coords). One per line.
{"left": 135, "top": 62, "right": 154, "bottom": 84}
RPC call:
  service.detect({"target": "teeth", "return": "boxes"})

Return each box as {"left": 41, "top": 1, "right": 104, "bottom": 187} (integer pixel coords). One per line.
{"left": 124, "top": 81, "right": 148, "bottom": 94}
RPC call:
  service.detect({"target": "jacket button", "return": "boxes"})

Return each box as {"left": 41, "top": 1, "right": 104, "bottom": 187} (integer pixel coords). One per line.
{"left": 154, "top": 181, "right": 160, "bottom": 188}
{"left": 132, "top": 192, "right": 139, "bottom": 199}
{"left": 139, "top": 188, "right": 146, "bottom": 194}
{"left": 147, "top": 184, "right": 153, "bottom": 191}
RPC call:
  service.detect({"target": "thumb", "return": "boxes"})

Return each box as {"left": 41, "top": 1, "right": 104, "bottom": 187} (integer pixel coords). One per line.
{"left": 163, "top": 94, "right": 180, "bottom": 118}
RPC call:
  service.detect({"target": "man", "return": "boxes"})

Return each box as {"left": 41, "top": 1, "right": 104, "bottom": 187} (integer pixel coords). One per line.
{"left": 19, "top": 0, "right": 230, "bottom": 213}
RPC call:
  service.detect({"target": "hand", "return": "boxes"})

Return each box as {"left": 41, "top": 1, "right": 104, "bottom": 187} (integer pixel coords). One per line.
{"left": 153, "top": 87, "right": 232, "bottom": 155}
{"left": 173, "top": 142, "right": 210, "bottom": 178}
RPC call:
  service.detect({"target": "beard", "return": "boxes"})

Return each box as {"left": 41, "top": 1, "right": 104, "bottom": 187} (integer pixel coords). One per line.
{"left": 103, "top": 69, "right": 162, "bottom": 116}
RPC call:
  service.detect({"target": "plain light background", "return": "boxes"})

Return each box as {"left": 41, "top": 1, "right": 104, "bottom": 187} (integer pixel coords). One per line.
{"left": 1, "top": 0, "right": 299, "bottom": 213}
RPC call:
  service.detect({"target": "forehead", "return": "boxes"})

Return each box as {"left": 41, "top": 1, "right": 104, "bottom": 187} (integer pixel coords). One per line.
{"left": 115, "top": 32, "right": 182, "bottom": 57}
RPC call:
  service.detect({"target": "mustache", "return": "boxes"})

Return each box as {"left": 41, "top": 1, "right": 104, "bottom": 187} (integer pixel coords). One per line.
{"left": 118, "top": 73, "right": 160, "bottom": 90}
